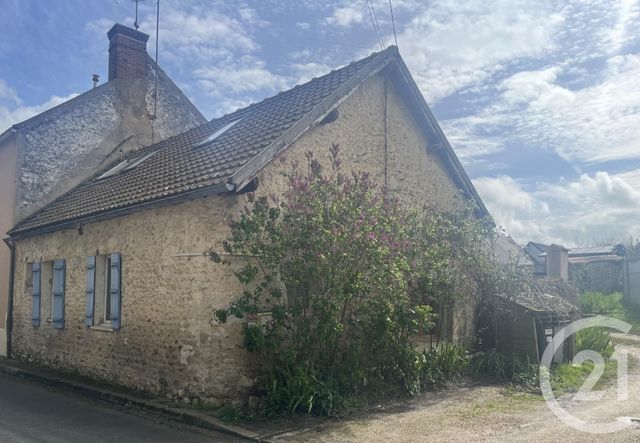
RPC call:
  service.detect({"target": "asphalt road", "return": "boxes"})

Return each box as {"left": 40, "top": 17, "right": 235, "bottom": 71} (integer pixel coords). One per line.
{"left": 0, "top": 372, "right": 242, "bottom": 442}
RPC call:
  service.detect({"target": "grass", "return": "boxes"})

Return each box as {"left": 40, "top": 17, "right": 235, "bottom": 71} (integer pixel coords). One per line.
{"left": 579, "top": 291, "right": 624, "bottom": 314}
{"left": 574, "top": 327, "right": 615, "bottom": 358}
{"left": 618, "top": 302, "right": 640, "bottom": 335}
{"left": 449, "top": 390, "right": 542, "bottom": 418}
{"left": 578, "top": 291, "right": 640, "bottom": 335}
{"left": 550, "top": 359, "right": 618, "bottom": 393}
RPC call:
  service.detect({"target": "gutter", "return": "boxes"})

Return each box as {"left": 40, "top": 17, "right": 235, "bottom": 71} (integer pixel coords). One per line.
{"left": 3, "top": 238, "right": 14, "bottom": 357}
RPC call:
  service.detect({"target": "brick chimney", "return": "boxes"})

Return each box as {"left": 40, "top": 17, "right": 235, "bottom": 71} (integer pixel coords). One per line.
{"left": 107, "top": 24, "right": 150, "bottom": 81}
{"left": 546, "top": 244, "right": 569, "bottom": 281}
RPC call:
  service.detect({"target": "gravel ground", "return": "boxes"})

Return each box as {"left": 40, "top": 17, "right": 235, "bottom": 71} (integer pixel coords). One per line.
{"left": 270, "top": 335, "right": 640, "bottom": 442}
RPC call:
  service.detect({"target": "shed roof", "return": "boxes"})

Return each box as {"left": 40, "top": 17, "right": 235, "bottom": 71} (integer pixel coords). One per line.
{"left": 9, "top": 46, "right": 488, "bottom": 238}
{"left": 502, "top": 277, "right": 580, "bottom": 317}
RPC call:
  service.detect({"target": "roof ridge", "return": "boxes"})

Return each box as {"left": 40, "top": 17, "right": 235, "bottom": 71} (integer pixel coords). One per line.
{"left": 128, "top": 48, "right": 393, "bottom": 158}
{"left": 14, "top": 45, "right": 479, "bottom": 238}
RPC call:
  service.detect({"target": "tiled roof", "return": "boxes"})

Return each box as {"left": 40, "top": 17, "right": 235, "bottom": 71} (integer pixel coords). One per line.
{"left": 10, "top": 45, "right": 489, "bottom": 237}
{"left": 10, "top": 50, "right": 384, "bottom": 236}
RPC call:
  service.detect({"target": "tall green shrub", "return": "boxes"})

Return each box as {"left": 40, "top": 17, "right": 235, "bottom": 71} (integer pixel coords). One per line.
{"left": 214, "top": 145, "right": 493, "bottom": 415}
{"left": 579, "top": 292, "right": 623, "bottom": 314}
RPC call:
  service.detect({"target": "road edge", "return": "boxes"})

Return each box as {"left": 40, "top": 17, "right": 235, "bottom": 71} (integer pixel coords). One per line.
{"left": 0, "top": 358, "right": 268, "bottom": 442}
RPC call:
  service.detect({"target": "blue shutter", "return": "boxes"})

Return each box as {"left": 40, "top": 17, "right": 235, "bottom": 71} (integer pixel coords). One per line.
{"left": 31, "top": 262, "right": 41, "bottom": 327}
{"left": 85, "top": 256, "right": 96, "bottom": 327}
{"left": 52, "top": 259, "right": 66, "bottom": 329}
{"left": 109, "top": 253, "right": 122, "bottom": 330}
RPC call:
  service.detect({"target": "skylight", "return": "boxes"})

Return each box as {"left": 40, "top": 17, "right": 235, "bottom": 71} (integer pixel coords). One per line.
{"left": 96, "top": 151, "right": 156, "bottom": 180}
{"left": 193, "top": 117, "right": 244, "bottom": 149}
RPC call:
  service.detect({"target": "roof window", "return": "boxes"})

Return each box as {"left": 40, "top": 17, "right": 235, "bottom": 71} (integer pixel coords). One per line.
{"left": 96, "top": 151, "right": 156, "bottom": 180}
{"left": 193, "top": 117, "right": 244, "bottom": 149}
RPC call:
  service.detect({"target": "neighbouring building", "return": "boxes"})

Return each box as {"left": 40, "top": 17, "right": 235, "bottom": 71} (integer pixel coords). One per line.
{"left": 492, "top": 234, "right": 532, "bottom": 271}
{"left": 524, "top": 241, "right": 624, "bottom": 293}
{"left": 523, "top": 241, "right": 549, "bottom": 275}
{"left": 0, "top": 23, "right": 205, "bottom": 356}
{"left": 7, "top": 46, "right": 489, "bottom": 404}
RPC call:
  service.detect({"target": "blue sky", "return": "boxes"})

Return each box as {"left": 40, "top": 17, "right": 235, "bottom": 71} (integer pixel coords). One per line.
{"left": 1, "top": 0, "right": 640, "bottom": 246}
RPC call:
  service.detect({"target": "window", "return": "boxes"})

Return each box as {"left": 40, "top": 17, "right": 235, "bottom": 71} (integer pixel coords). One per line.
{"left": 94, "top": 255, "right": 110, "bottom": 325}
{"left": 96, "top": 151, "right": 156, "bottom": 180}
{"left": 40, "top": 261, "right": 53, "bottom": 323}
{"left": 86, "top": 253, "right": 121, "bottom": 330}
{"left": 25, "top": 262, "right": 33, "bottom": 289}
{"left": 31, "top": 259, "right": 66, "bottom": 329}
{"left": 192, "top": 116, "right": 246, "bottom": 149}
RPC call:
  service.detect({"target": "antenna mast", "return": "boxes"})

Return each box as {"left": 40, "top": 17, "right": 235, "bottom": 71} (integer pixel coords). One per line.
{"left": 130, "top": 0, "right": 145, "bottom": 30}
{"left": 153, "top": 0, "right": 159, "bottom": 122}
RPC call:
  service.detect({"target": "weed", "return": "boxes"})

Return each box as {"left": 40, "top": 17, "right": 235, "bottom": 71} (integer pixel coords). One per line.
{"left": 469, "top": 349, "right": 539, "bottom": 388}
{"left": 579, "top": 292, "right": 623, "bottom": 314}
{"left": 574, "top": 327, "right": 615, "bottom": 358}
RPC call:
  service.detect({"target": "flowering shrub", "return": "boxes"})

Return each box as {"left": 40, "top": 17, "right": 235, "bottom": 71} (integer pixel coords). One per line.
{"left": 214, "top": 144, "right": 494, "bottom": 415}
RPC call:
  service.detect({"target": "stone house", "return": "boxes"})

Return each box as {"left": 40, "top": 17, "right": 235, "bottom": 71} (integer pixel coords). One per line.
{"left": 0, "top": 23, "right": 205, "bottom": 356}
{"left": 6, "top": 46, "right": 488, "bottom": 403}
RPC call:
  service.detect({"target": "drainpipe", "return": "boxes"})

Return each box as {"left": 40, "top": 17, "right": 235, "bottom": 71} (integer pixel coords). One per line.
{"left": 3, "top": 237, "right": 15, "bottom": 357}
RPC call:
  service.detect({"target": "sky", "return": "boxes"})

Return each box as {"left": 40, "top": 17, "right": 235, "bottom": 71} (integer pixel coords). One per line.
{"left": 1, "top": 0, "right": 640, "bottom": 246}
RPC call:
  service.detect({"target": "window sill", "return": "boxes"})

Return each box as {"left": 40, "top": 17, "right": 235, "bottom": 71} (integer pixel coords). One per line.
{"left": 90, "top": 324, "right": 114, "bottom": 332}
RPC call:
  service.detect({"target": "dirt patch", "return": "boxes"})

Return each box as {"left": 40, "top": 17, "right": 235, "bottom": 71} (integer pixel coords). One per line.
{"left": 262, "top": 337, "right": 640, "bottom": 442}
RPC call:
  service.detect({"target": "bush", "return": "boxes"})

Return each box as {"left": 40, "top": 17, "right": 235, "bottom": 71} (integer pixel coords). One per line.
{"left": 418, "top": 344, "right": 470, "bottom": 388}
{"left": 470, "top": 349, "right": 538, "bottom": 387}
{"left": 578, "top": 292, "right": 623, "bottom": 314}
{"left": 574, "top": 327, "right": 615, "bottom": 359}
{"left": 570, "top": 262, "right": 623, "bottom": 294}
{"left": 213, "top": 146, "right": 492, "bottom": 415}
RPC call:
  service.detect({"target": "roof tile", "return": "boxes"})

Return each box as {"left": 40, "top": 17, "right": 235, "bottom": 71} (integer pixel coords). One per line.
{"left": 11, "top": 50, "right": 383, "bottom": 235}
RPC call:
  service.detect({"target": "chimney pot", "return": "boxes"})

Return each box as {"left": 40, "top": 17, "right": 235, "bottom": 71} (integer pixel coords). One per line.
{"left": 107, "top": 23, "right": 150, "bottom": 81}
{"left": 92, "top": 74, "right": 100, "bottom": 88}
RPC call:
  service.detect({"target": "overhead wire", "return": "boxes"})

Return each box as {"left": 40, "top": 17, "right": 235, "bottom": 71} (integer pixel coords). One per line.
{"left": 366, "top": 0, "right": 385, "bottom": 50}
{"left": 389, "top": 0, "right": 398, "bottom": 48}
{"left": 369, "top": 0, "right": 385, "bottom": 46}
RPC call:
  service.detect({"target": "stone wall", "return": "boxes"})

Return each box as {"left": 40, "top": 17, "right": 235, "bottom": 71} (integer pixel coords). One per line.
{"left": 15, "top": 63, "right": 205, "bottom": 222}
{"left": 11, "top": 72, "right": 469, "bottom": 403}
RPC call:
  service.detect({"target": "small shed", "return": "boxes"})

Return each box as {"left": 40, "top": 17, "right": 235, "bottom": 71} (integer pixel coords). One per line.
{"left": 496, "top": 279, "right": 580, "bottom": 364}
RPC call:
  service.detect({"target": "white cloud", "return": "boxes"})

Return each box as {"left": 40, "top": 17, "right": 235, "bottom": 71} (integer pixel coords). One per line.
{"left": 0, "top": 84, "right": 77, "bottom": 134}
{"left": 397, "top": 0, "right": 564, "bottom": 101}
{"left": 325, "top": 6, "right": 365, "bottom": 27}
{"left": 474, "top": 171, "right": 640, "bottom": 245}
{"left": 147, "top": 8, "right": 257, "bottom": 63}
{"left": 0, "top": 79, "right": 21, "bottom": 105}
{"left": 290, "top": 62, "right": 332, "bottom": 84}
{"left": 194, "top": 59, "right": 289, "bottom": 96}
{"left": 446, "top": 54, "right": 640, "bottom": 163}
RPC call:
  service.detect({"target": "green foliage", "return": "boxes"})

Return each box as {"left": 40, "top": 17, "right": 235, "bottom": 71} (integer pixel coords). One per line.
{"left": 417, "top": 344, "right": 470, "bottom": 388}
{"left": 215, "top": 404, "right": 250, "bottom": 423}
{"left": 263, "top": 364, "right": 342, "bottom": 415}
{"left": 551, "top": 360, "right": 618, "bottom": 393}
{"left": 570, "top": 263, "right": 623, "bottom": 294}
{"left": 574, "top": 327, "right": 615, "bottom": 359}
{"left": 578, "top": 292, "right": 623, "bottom": 314}
{"left": 470, "top": 350, "right": 539, "bottom": 387}
{"left": 213, "top": 146, "right": 492, "bottom": 415}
